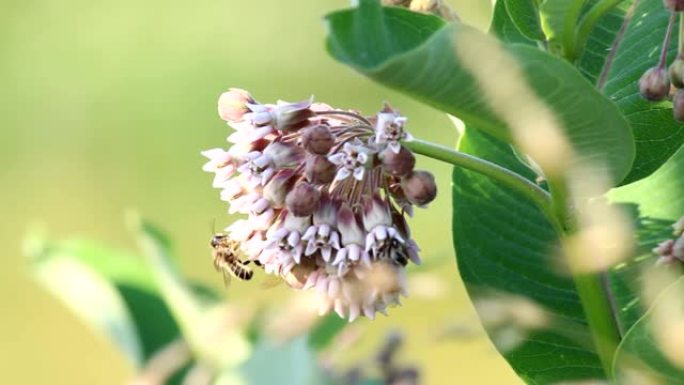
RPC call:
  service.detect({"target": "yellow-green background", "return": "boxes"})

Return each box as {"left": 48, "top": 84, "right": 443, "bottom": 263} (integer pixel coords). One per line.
{"left": 0, "top": 1, "right": 523, "bottom": 384}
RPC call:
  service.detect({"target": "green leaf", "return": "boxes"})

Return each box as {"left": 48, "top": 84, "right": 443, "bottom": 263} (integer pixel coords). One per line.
{"left": 603, "top": 0, "right": 684, "bottom": 184}
{"left": 575, "top": 0, "right": 630, "bottom": 84}
{"left": 491, "top": 1, "right": 536, "bottom": 45}
{"left": 502, "top": 0, "right": 544, "bottom": 41}
{"left": 539, "top": 0, "right": 585, "bottom": 57}
{"left": 607, "top": 144, "right": 684, "bottom": 333}
{"left": 32, "top": 256, "right": 145, "bottom": 366}
{"left": 613, "top": 277, "right": 684, "bottom": 384}
{"left": 240, "top": 336, "right": 335, "bottom": 385}
{"left": 326, "top": 0, "right": 635, "bottom": 185}
{"left": 132, "top": 216, "right": 251, "bottom": 369}
{"left": 308, "top": 313, "right": 348, "bottom": 350}
{"left": 27, "top": 237, "right": 182, "bottom": 363}
{"left": 452, "top": 127, "right": 604, "bottom": 383}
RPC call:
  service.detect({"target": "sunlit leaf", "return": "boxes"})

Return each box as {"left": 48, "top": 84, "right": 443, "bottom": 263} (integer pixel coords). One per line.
{"left": 452, "top": 127, "right": 605, "bottom": 383}
{"left": 603, "top": 0, "right": 684, "bottom": 184}
{"left": 613, "top": 277, "right": 684, "bottom": 384}
{"left": 326, "top": 0, "right": 634, "bottom": 185}
{"left": 32, "top": 257, "right": 144, "bottom": 366}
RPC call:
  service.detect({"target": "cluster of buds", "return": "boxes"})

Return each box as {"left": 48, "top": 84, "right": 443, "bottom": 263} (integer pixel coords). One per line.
{"left": 639, "top": 2, "right": 684, "bottom": 121}
{"left": 202, "top": 88, "right": 437, "bottom": 321}
{"left": 653, "top": 215, "right": 684, "bottom": 265}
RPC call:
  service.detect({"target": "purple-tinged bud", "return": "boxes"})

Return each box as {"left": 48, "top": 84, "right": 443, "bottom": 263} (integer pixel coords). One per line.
{"left": 263, "top": 169, "right": 296, "bottom": 208}
{"left": 669, "top": 57, "right": 684, "bottom": 88}
{"left": 305, "top": 155, "right": 337, "bottom": 185}
{"left": 673, "top": 237, "right": 684, "bottom": 260}
{"left": 274, "top": 97, "right": 314, "bottom": 131}
{"left": 639, "top": 67, "right": 670, "bottom": 101}
{"left": 400, "top": 170, "right": 437, "bottom": 207}
{"left": 664, "top": 0, "right": 684, "bottom": 11}
{"left": 286, "top": 182, "right": 321, "bottom": 217}
{"left": 362, "top": 196, "right": 392, "bottom": 231}
{"left": 301, "top": 124, "right": 335, "bottom": 155}
{"left": 337, "top": 203, "right": 366, "bottom": 246}
{"left": 379, "top": 145, "right": 415, "bottom": 177}
{"left": 217, "top": 88, "right": 254, "bottom": 122}
{"left": 674, "top": 89, "right": 684, "bottom": 122}
{"left": 263, "top": 141, "right": 301, "bottom": 168}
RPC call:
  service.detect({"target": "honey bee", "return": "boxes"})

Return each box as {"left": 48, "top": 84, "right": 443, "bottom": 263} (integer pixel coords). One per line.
{"left": 210, "top": 233, "right": 253, "bottom": 283}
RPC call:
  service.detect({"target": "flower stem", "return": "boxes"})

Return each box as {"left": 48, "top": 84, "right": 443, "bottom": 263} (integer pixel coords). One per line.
{"left": 403, "top": 138, "right": 557, "bottom": 227}
{"left": 409, "top": 137, "right": 622, "bottom": 377}
{"left": 574, "top": 0, "right": 629, "bottom": 62}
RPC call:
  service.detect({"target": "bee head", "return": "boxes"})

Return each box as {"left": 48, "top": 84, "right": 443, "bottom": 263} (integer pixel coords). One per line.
{"left": 210, "top": 233, "right": 228, "bottom": 248}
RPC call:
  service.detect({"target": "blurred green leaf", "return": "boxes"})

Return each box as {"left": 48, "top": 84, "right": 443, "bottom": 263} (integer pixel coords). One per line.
{"left": 602, "top": 0, "right": 684, "bottom": 184}
{"left": 240, "top": 336, "right": 336, "bottom": 385}
{"left": 325, "top": 0, "right": 635, "bottom": 185}
{"left": 613, "top": 277, "right": 684, "bottom": 384}
{"left": 452, "top": 127, "right": 605, "bottom": 382}
{"left": 132, "top": 216, "right": 251, "bottom": 370}
{"left": 308, "top": 313, "right": 347, "bottom": 351}
{"left": 27, "top": 237, "right": 181, "bottom": 363}
{"left": 32, "top": 256, "right": 144, "bottom": 366}
{"left": 502, "top": 0, "right": 543, "bottom": 41}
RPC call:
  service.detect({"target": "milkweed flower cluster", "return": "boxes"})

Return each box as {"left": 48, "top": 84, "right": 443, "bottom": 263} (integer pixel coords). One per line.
{"left": 202, "top": 88, "right": 437, "bottom": 321}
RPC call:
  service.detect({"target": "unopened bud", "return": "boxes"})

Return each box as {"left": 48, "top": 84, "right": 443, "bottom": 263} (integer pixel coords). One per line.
{"left": 639, "top": 67, "right": 670, "bottom": 101}
{"left": 670, "top": 57, "right": 684, "bottom": 88}
{"left": 217, "top": 88, "right": 254, "bottom": 122}
{"left": 263, "top": 169, "right": 296, "bottom": 208}
{"left": 305, "top": 155, "right": 336, "bottom": 185}
{"left": 400, "top": 170, "right": 437, "bottom": 206}
{"left": 379, "top": 145, "right": 415, "bottom": 177}
{"left": 664, "top": 0, "right": 684, "bottom": 11}
{"left": 286, "top": 182, "right": 321, "bottom": 217}
{"left": 674, "top": 89, "right": 684, "bottom": 121}
{"left": 274, "top": 98, "right": 313, "bottom": 131}
{"left": 301, "top": 124, "right": 335, "bottom": 155}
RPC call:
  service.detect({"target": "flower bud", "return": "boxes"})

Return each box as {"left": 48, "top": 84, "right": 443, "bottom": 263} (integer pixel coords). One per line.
{"left": 664, "top": 0, "right": 684, "bottom": 11}
{"left": 400, "top": 170, "right": 437, "bottom": 206}
{"left": 301, "top": 124, "right": 335, "bottom": 155}
{"left": 670, "top": 57, "right": 684, "bottom": 88}
{"left": 305, "top": 155, "right": 336, "bottom": 185}
{"left": 274, "top": 98, "right": 313, "bottom": 131}
{"left": 674, "top": 89, "right": 684, "bottom": 122}
{"left": 639, "top": 67, "right": 670, "bottom": 101}
{"left": 286, "top": 182, "right": 321, "bottom": 217}
{"left": 217, "top": 88, "right": 254, "bottom": 122}
{"left": 263, "top": 169, "right": 296, "bottom": 208}
{"left": 379, "top": 145, "right": 415, "bottom": 177}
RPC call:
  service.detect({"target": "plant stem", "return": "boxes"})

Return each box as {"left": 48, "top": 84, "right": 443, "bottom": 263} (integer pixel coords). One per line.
{"left": 403, "top": 138, "right": 557, "bottom": 226}
{"left": 410, "top": 136, "right": 622, "bottom": 377}
{"left": 574, "top": 0, "right": 629, "bottom": 62}
{"left": 561, "top": 0, "right": 588, "bottom": 61}
{"left": 547, "top": 179, "right": 621, "bottom": 378}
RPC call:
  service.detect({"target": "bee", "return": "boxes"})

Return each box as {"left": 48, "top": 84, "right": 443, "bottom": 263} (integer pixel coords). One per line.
{"left": 210, "top": 233, "right": 253, "bottom": 283}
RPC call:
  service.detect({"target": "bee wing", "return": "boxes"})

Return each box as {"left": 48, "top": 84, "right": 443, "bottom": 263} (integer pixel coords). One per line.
{"left": 221, "top": 268, "right": 233, "bottom": 287}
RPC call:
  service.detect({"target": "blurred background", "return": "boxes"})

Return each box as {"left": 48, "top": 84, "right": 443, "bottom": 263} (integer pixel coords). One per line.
{"left": 0, "top": 0, "right": 523, "bottom": 383}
